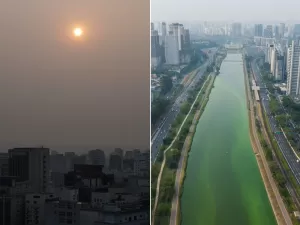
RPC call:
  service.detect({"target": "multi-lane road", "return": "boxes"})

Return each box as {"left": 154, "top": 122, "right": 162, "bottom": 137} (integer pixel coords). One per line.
{"left": 151, "top": 48, "right": 217, "bottom": 163}
{"left": 248, "top": 48, "right": 300, "bottom": 184}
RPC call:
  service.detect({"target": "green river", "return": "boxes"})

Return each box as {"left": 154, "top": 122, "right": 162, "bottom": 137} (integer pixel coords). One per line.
{"left": 180, "top": 53, "right": 276, "bottom": 225}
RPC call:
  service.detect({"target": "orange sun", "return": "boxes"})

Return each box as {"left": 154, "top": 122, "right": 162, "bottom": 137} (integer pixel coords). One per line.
{"left": 73, "top": 27, "right": 83, "bottom": 37}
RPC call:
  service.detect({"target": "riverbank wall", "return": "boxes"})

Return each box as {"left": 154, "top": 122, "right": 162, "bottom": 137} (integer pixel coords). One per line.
{"left": 243, "top": 55, "right": 292, "bottom": 225}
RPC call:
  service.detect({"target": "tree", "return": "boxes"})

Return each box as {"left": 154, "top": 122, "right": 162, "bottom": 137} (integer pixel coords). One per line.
{"left": 160, "top": 75, "right": 173, "bottom": 95}
{"left": 206, "top": 65, "right": 213, "bottom": 73}
{"left": 163, "top": 136, "right": 173, "bottom": 146}
{"left": 151, "top": 98, "right": 170, "bottom": 125}
{"left": 276, "top": 114, "right": 289, "bottom": 127}
{"left": 180, "top": 103, "right": 191, "bottom": 114}
{"left": 166, "top": 149, "right": 181, "bottom": 169}
{"left": 269, "top": 98, "right": 280, "bottom": 115}
{"left": 156, "top": 203, "right": 171, "bottom": 216}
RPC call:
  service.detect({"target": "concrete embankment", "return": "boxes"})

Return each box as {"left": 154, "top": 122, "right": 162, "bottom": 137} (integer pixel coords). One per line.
{"left": 243, "top": 56, "right": 292, "bottom": 225}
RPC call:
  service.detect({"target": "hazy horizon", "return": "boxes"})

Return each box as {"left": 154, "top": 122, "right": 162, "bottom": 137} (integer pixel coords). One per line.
{"left": 151, "top": 0, "right": 300, "bottom": 22}
{"left": 0, "top": 0, "right": 149, "bottom": 152}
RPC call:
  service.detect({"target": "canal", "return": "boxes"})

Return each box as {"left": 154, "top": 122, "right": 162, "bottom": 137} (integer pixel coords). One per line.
{"left": 180, "top": 53, "right": 276, "bottom": 225}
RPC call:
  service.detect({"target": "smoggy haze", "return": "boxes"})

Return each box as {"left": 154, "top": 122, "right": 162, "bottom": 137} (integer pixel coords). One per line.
{"left": 151, "top": 0, "right": 300, "bottom": 22}
{"left": 0, "top": 1, "right": 149, "bottom": 152}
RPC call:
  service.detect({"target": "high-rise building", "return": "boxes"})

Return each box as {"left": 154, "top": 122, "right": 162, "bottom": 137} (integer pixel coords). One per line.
{"left": 0, "top": 153, "right": 9, "bottom": 176}
{"left": 274, "top": 25, "right": 280, "bottom": 39}
{"left": 134, "top": 151, "right": 150, "bottom": 176}
{"left": 270, "top": 46, "right": 276, "bottom": 75}
{"left": 114, "top": 148, "right": 124, "bottom": 158}
{"left": 169, "top": 23, "right": 184, "bottom": 51}
{"left": 133, "top": 149, "right": 141, "bottom": 157}
{"left": 124, "top": 150, "right": 134, "bottom": 159}
{"left": 282, "top": 44, "right": 288, "bottom": 80}
{"left": 165, "top": 33, "right": 180, "bottom": 65}
{"left": 287, "top": 39, "right": 300, "bottom": 95}
{"left": 231, "top": 23, "right": 242, "bottom": 37}
{"left": 151, "top": 22, "right": 154, "bottom": 31}
{"left": 109, "top": 153, "right": 122, "bottom": 171}
{"left": 183, "top": 29, "right": 191, "bottom": 49}
{"left": 161, "top": 22, "right": 167, "bottom": 37}
{"left": 267, "top": 44, "right": 274, "bottom": 68}
{"left": 294, "top": 24, "right": 300, "bottom": 38}
{"left": 279, "top": 23, "right": 285, "bottom": 38}
{"left": 88, "top": 149, "right": 105, "bottom": 166}
{"left": 0, "top": 177, "right": 25, "bottom": 225}
{"left": 275, "top": 55, "right": 284, "bottom": 81}
{"left": 254, "top": 24, "right": 263, "bottom": 37}
{"left": 151, "top": 30, "right": 161, "bottom": 68}
{"left": 288, "top": 25, "right": 294, "bottom": 37}
{"left": 264, "top": 25, "right": 273, "bottom": 38}
{"left": 9, "top": 147, "right": 50, "bottom": 193}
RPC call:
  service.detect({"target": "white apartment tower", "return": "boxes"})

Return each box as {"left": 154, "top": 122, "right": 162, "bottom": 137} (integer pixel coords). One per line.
{"left": 287, "top": 39, "right": 300, "bottom": 95}
{"left": 165, "top": 33, "right": 180, "bottom": 65}
{"left": 270, "top": 47, "right": 276, "bottom": 76}
{"left": 169, "top": 23, "right": 183, "bottom": 51}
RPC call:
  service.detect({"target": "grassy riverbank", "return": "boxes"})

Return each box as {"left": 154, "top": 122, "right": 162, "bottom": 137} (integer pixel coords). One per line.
{"left": 176, "top": 74, "right": 217, "bottom": 225}
{"left": 151, "top": 72, "right": 216, "bottom": 225}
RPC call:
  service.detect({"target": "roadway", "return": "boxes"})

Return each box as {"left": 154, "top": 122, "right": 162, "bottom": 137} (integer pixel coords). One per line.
{"left": 247, "top": 48, "right": 300, "bottom": 185}
{"left": 151, "top": 48, "right": 217, "bottom": 163}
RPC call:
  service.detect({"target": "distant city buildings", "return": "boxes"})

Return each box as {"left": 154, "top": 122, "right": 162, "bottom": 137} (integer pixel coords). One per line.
{"left": 293, "top": 24, "right": 300, "bottom": 38}
{"left": 151, "top": 30, "right": 162, "bottom": 68}
{"left": 264, "top": 25, "right": 273, "bottom": 38}
{"left": 150, "top": 21, "right": 300, "bottom": 98}
{"left": 274, "top": 25, "right": 280, "bottom": 39}
{"left": 253, "top": 22, "right": 300, "bottom": 96}
{"left": 165, "top": 34, "right": 180, "bottom": 65}
{"left": 151, "top": 22, "right": 192, "bottom": 68}
{"left": 254, "top": 24, "right": 263, "bottom": 37}
{"left": 0, "top": 147, "right": 150, "bottom": 225}
{"left": 279, "top": 23, "right": 285, "bottom": 38}
{"left": 87, "top": 149, "right": 105, "bottom": 166}
{"left": 231, "top": 23, "right": 242, "bottom": 37}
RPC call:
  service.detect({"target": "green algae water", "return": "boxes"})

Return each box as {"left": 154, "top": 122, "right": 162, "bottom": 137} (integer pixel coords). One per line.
{"left": 180, "top": 53, "right": 276, "bottom": 225}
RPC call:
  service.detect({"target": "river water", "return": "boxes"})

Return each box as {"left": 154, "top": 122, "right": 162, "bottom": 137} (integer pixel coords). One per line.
{"left": 180, "top": 53, "right": 276, "bottom": 225}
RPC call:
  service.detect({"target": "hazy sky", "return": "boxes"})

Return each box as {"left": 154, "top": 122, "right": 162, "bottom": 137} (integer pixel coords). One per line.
{"left": 151, "top": 0, "right": 300, "bottom": 22}
{"left": 0, "top": 1, "right": 149, "bottom": 152}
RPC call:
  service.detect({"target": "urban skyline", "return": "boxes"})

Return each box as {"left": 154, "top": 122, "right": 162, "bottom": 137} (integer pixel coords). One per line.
{"left": 0, "top": 146, "right": 149, "bottom": 225}
{"left": 0, "top": 0, "right": 149, "bottom": 152}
